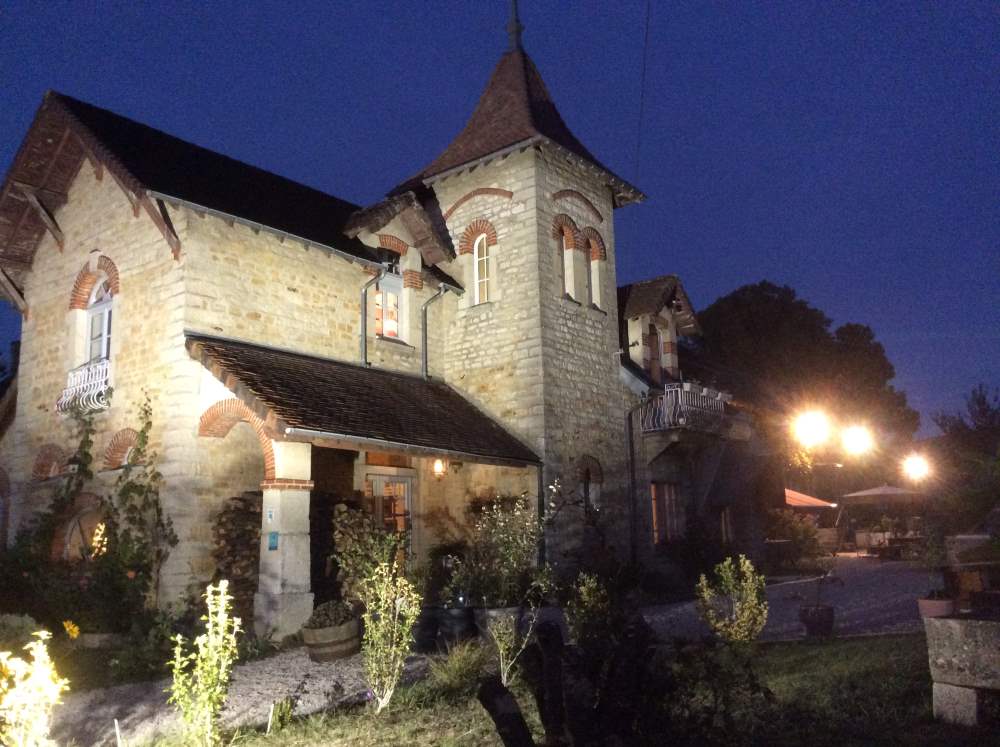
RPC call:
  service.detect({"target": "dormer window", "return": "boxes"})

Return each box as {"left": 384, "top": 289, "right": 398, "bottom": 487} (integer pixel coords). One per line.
{"left": 473, "top": 234, "right": 491, "bottom": 304}
{"left": 87, "top": 277, "right": 113, "bottom": 362}
{"left": 375, "top": 271, "right": 402, "bottom": 339}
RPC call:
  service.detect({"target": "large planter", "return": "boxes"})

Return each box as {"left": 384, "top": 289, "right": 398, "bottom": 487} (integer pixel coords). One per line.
{"left": 412, "top": 606, "right": 440, "bottom": 653}
{"left": 301, "top": 618, "right": 360, "bottom": 662}
{"left": 438, "top": 607, "right": 475, "bottom": 644}
{"left": 474, "top": 606, "right": 521, "bottom": 640}
{"left": 799, "top": 604, "right": 835, "bottom": 638}
{"left": 918, "top": 597, "right": 955, "bottom": 618}
{"left": 925, "top": 615, "right": 1000, "bottom": 726}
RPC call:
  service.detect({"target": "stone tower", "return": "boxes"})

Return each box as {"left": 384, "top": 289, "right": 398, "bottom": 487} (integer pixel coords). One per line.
{"left": 396, "top": 12, "right": 646, "bottom": 562}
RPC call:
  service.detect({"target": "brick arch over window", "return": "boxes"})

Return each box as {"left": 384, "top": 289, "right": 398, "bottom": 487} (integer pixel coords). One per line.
{"left": 377, "top": 234, "right": 409, "bottom": 255}
{"left": 69, "top": 255, "right": 121, "bottom": 310}
{"left": 459, "top": 218, "right": 498, "bottom": 255}
{"left": 581, "top": 227, "right": 607, "bottom": 261}
{"left": 551, "top": 214, "right": 580, "bottom": 251}
{"left": 103, "top": 427, "right": 139, "bottom": 470}
{"left": 552, "top": 189, "right": 604, "bottom": 224}
{"left": 33, "top": 444, "right": 67, "bottom": 481}
{"left": 197, "top": 398, "right": 276, "bottom": 481}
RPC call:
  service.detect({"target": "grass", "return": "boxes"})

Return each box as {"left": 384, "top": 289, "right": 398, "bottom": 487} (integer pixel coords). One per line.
{"left": 216, "top": 634, "right": 989, "bottom": 747}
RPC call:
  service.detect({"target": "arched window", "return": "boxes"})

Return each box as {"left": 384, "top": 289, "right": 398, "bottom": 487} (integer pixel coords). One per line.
{"left": 473, "top": 234, "right": 490, "bottom": 304}
{"left": 87, "top": 276, "right": 113, "bottom": 362}
{"left": 578, "top": 455, "right": 603, "bottom": 510}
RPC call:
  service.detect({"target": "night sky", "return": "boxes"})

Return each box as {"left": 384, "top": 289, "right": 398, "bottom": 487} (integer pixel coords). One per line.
{"left": 2, "top": 2, "right": 997, "bottom": 436}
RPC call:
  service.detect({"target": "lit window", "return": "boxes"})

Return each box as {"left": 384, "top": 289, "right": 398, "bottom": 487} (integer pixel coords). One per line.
{"left": 473, "top": 234, "right": 490, "bottom": 304}
{"left": 651, "top": 482, "right": 684, "bottom": 544}
{"left": 87, "top": 277, "right": 113, "bottom": 362}
{"left": 561, "top": 231, "right": 574, "bottom": 297}
{"left": 375, "top": 272, "right": 402, "bottom": 338}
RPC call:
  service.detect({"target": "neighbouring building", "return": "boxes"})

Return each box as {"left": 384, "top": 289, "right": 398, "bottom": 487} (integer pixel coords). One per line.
{"left": 0, "top": 16, "right": 774, "bottom": 635}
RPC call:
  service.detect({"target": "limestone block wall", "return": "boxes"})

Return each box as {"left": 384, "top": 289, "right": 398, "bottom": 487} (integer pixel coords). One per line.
{"left": 179, "top": 211, "right": 449, "bottom": 378}
{"left": 1, "top": 165, "right": 187, "bottom": 549}
{"left": 535, "top": 149, "right": 629, "bottom": 563}
{"left": 435, "top": 149, "right": 546, "bottom": 455}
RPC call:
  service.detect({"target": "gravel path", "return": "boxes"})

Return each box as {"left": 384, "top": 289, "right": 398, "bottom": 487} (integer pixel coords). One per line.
{"left": 643, "top": 555, "right": 931, "bottom": 641}
{"left": 52, "top": 648, "right": 427, "bottom": 746}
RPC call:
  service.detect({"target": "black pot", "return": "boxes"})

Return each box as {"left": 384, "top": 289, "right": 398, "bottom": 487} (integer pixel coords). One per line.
{"left": 438, "top": 606, "right": 475, "bottom": 644}
{"left": 799, "top": 604, "right": 835, "bottom": 637}
{"left": 411, "top": 606, "right": 441, "bottom": 652}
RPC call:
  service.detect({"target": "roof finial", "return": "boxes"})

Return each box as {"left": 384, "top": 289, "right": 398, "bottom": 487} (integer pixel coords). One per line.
{"left": 507, "top": 0, "right": 524, "bottom": 51}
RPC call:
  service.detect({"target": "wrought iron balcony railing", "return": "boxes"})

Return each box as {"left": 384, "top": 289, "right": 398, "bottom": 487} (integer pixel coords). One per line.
{"left": 639, "top": 383, "right": 730, "bottom": 434}
{"left": 56, "top": 359, "right": 111, "bottom": 414}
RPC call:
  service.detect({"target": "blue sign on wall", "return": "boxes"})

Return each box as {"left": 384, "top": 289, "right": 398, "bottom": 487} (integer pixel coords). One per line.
{"left": 268, "top": 531, "right": 279, "bottom": 551}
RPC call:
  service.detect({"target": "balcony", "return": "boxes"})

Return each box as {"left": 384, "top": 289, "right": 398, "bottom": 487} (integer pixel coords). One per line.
{"left": 56, "top": 359, "right": 110, "bottom": 414}
{"left": 639, "top": 383, "right": 733, "bottom": 436}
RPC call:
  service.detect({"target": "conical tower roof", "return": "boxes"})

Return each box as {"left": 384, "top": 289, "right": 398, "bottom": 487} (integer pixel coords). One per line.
{"left": 395, "top": 48, "right": 642, "bottom": 205}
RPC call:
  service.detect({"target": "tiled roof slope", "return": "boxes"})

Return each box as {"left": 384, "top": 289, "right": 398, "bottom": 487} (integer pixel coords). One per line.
{"left": 53, "top": 93, "right": 379, "bottom": 262}
{"left": 187, "top": 334, "right": 539, "bottom": 465}
{"left": 395, "top": 49, "right": 634, "bottom": 194}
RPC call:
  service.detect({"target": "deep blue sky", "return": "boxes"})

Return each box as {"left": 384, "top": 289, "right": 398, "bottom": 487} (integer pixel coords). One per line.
{"left": 2, "top": 1, "right": 997, "bottom": 435}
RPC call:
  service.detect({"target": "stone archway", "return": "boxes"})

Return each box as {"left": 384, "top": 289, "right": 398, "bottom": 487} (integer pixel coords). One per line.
{"left": 198, "top": 398, "right": 276, "bottom": 481}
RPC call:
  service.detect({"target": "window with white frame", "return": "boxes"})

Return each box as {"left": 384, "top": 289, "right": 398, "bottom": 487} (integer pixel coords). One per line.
{"left": 87, "top": 277, "right": 113, "bottom": 362}
{"left": 375, "top": 271, "right": 403, "bottom": 339}
{"left": 473, "top": 234, "right": 491, "bottom": 304}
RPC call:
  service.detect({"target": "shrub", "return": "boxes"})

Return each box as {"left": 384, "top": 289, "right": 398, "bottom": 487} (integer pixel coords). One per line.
{"left": 427, "top": 640, "right": 491, "bottom": 699}
{"left": 486, "top": 610, "right": 537, "bottom": 687}
{"left": 332, "top": 506, "right": 404, "bottom": 601}
{"left": 168, "top": 581, "right": 242, "bottom": 745}
{"left": 359, "top": 562, "right": 421, "bottom": 714}
{"left": 444, "top": 494, "right": 540, "bottom": 608}
{"left": 0, "top": 631, "right": 70, "bottom": 747}
{"left": 766, "top": 509, "right": 820, "bottom": 567}
{"left": 0, "top": 615, "right": 42, "bottom": 654}
{"left": 695, "top": 555, "right": 768, "bottom": 645}
{"left": 302, "top": 600, "right": 355, "bottom": 629}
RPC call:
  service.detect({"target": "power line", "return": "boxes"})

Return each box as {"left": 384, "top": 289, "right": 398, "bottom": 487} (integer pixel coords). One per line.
{"left": 633, "top": 0, "right": 652, "bottom": 184}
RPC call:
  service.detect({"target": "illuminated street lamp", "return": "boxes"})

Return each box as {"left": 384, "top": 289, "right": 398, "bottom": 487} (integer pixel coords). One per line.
{"left": 792, "top": 410, "right": 832, "bottom": 449}
{"left": 841, "top": 425, "right": 874, "bottom": 457}
{"left": 902, "top": 453, "right": 930, "bottom": 482}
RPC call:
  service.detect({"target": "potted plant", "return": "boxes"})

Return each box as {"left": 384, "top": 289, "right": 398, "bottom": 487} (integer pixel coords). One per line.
{"left": 407, "top": 563, "right": 440, "bottom": 652}
{"left": 798, "top": 559, "right": 843, "bottom": 637}
{"left": 917, "top": 531, "right": 955, "bottom": 618}
{"left": 301, "top": 600, "right": 360, "bottom": 662}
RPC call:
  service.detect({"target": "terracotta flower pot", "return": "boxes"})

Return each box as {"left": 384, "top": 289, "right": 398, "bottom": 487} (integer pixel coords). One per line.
{"left": 799, "top": 604, "right": 835, "bottom": 637}
{"left": 917, "top": 597, "right": 955, "bottom": 618}
{"left": 301, "top": 618, "right": 360, "bottom": 662}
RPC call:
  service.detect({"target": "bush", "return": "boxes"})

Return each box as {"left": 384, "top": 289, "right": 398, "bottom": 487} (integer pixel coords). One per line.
{"left": 360, "top": 562, "right": 421, "bottom": 714}
{"left": 695, "top": 555, "right": 768, "bottom": 645}
{"left": 303, "top": 600, "right": 355, "bottom": 629}
{"left": 766, "top": 509, "right": 820, "bottom": 567}
{"left": 427, "top": 640, "right": 491, "bottom": 699}
{"left": 444, "top": 495, "right": 540, "bottom": 608}
{"left": 0, "top": 615, "right": 42, "bottom": 654}
{"left": 168, "top": 581, "right": 242, "bottom": 745}
{"left": 332, "top": 506, "right": 404, "bottom": 602}
{"left": 566, "top": 573, "right": 611, "bottom": 647}
{"left": 0, "top": 631, "right": 70, "bottom": 747}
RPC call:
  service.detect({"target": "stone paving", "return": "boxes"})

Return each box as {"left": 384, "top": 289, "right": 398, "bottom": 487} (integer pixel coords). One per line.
{"left": 643, "top": 555, "right": 931, "bottom": 641}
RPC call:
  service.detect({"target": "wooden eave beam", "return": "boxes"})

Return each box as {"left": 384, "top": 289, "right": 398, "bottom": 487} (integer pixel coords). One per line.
{"left": 140, "top": 193, "right": 181, "bottom": 260}
{"left": 0, "top": 267, "right": 27, "bottom": 315}
{"left": 13, "top": 182, "right": 64, "bottom": 251}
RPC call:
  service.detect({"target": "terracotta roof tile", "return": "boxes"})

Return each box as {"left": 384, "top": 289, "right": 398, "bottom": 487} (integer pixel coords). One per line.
{"left": 187, "top": 334, "right": 539, "bottom": 465}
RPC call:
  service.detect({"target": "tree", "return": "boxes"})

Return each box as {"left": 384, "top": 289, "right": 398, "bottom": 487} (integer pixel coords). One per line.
{"left": 682, "top": 281, "right": 919, "bottom": 444}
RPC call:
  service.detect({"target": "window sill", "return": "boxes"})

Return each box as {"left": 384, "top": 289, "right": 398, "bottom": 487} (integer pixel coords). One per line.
{"left": 374, "top": 335, "right": 413, "bottom": 350}
{"left": 562, "top": 294, "right": 582, "bottom": 306}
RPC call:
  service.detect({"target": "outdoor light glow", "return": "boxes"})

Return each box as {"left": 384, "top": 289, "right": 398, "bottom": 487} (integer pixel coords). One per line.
{"left": 432, "top": 458, "right": 447, "bottom": 479}
{"left": 902, "top": 453, "right": 930, "bottom": 482}
{"left": 792, "top": 410, "right": 831, "bottom": 449}
{"left": 841, "top": 425, "right": 874, "bottom": 456}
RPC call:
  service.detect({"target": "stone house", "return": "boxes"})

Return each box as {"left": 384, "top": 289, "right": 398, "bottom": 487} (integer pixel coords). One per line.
{"left": 0, "top": 29, "right": 768, "bottom": 635}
